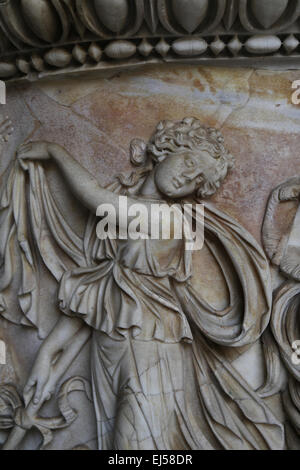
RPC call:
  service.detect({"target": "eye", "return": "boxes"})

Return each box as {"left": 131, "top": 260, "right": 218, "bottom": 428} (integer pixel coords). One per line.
{"left": 185, "top": 157, "right": 195, "bottom": 168}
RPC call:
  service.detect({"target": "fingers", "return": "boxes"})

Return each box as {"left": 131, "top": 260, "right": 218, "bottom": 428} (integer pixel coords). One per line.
{"left": 24, "top": 380, "right": 53, "bottom": 409}
{"left": 33, "top": 386, "right": 42, "bottom": 405}
{"left": 24, "top": 387, "right": 35, "bottom": 408}
{"left": 279, "top": 185, "right": 300, "bottom": 201}
{"left": 39, "top": 390, "right": 53, "bottom": 405}
{"left": 33, "top": 376, "right": 48, "bottom": 405}
{"left": 17, "top": 143, "right": 32, "bottom": 156}
{"left": 0, "top": 116, "right": 10, "bottom": 129}
{"left": 24, "top": 377, "right": 36, "bottom": 394}
{"left": 17, "top": 143, "right": 33, "bottom": 168}
{"left": 23, "top": 378, "right": 36, "bottom": 407}
{"left": 19, "top": 142, "right": 32, "bottom": 151}
{"left": 0, "top": 116, "right": 13, "bottom": 143}
{"left": 18, "top": 158, "right": 29, "bottom": 172}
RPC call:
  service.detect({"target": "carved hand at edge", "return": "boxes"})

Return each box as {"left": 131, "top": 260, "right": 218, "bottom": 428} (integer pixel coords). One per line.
{"left": 0, "top": 116, "right": 13, "bottom": 143}
{"left": 23, "top": 349, "right": 53, "bottom": 408}
{"left": 275, "top": 178, "right": 300, "bottom": 202}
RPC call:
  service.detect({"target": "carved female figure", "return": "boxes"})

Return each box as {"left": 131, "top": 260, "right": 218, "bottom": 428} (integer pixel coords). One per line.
{"left": 1, "top": 118, "right": 284, "bottom": 450}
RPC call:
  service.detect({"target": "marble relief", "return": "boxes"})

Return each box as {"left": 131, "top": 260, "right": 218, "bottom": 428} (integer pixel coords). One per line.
{"left": 2, "top": 0, "right": 300, "bottom": 82}
{"left": 0, "top": 60, "right": 300, "bottom": 450}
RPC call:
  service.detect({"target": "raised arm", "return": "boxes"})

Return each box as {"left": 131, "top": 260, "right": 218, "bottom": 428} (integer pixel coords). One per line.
{"left": 18, "top": 141, "right": 123, "bottom": 214}
{"left": 17, "top": 141, "right": 159, "bottom": 237}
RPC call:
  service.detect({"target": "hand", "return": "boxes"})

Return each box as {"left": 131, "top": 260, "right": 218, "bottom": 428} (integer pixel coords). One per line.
{"left": 0, "top": 116, "right": 13, "bottom": 143}
{"left": 17, "top": 141, "right": 51, "bottom": 168}
{"left": 278, "top": 181, "right": 300, "bottom": 202}
{"left": 23, "top": 350, "right": 53, "bottom": 408}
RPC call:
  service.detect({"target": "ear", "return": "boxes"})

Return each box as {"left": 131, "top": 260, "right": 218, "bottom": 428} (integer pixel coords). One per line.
{"left": 130, "top": 138, "right": 147, "bottom": 167}
{"left": 195, "top": 174, "right": 203, "bottom": 185}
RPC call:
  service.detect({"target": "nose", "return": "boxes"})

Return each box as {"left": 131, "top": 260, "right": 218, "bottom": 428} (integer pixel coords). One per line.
{"left": 173, "top": 175, "right": 186, "bottom": 187}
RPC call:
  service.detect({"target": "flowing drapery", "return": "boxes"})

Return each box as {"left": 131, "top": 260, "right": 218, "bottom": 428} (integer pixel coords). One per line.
{"left": 0, "top": 160, "right": 284, "bottom": 449}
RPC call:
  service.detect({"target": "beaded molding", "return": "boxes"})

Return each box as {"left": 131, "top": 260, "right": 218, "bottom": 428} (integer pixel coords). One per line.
{"left": 1, "top": 0, "right": 300, "bottom": 82}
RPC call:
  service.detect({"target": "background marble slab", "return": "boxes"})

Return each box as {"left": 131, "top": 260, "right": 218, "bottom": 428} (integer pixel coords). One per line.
{"left": 1, "top": 64, "right": 299, "bottom": 449}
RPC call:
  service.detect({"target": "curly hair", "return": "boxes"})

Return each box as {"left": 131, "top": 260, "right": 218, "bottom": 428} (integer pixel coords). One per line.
{"left": 120, "top": 117, "right": 234, "bottom": 199}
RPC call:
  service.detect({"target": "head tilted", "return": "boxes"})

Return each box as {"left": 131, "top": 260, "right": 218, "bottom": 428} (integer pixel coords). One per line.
{"left": 127, "top": 117, "right": 234, "bottom": 199}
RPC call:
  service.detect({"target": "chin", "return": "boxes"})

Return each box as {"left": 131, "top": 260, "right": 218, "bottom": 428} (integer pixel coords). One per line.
{"left": 166, "top": 192, "right": 185, "bottom": 200}
{"left": 159, "top": 186, "right": 189, "bottom": 199}
{"left": 160, "top": 188, "right": 177, "bottom": 198}
{"left": 157, "top": 186, "right": 174, "bottom": 198}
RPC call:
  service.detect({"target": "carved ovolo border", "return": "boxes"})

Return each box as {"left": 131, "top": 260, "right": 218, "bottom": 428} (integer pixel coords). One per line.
{"left": 2, "top": 33, "right": 300, "bottom": 83}
{"left": 1, "top": 0, "right": 300, "bottom": 82}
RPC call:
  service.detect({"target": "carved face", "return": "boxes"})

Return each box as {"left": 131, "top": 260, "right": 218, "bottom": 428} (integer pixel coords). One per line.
{"left": 154, "top": 149, "right": 216, "bottom": 199}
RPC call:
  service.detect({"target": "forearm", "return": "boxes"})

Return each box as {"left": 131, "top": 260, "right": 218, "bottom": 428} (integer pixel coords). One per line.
{"left": 40, "top": 314, "right": 85, "bottom": 356}
{"left": 47, "top": 143, "right": 153, "bottom": 232}
{"left": 48, "top": 143, "right": 112, "bottom": 213}
{"left": 21, "top": 315, "right": 91, "bottom": 410}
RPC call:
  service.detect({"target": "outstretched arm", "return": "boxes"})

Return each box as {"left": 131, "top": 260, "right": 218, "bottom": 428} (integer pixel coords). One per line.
{"left": 17, "top": 141, "right": 158, "bottom": 236}
{"left": 18, "top": 141, "right": 122, "bottom": 214}
{"left": 50, "top": 143, "right": 124, "bottom": 213}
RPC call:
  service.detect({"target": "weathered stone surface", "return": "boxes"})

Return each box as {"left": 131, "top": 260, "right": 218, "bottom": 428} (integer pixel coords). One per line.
{"left": 1, "top": 63, "right": 300, "bottom": 449}
{"left": 2, "top": 0, "right": 300, "bottom": 82}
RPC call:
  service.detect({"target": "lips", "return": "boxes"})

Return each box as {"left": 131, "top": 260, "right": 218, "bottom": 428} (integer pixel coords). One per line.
{"left": 173, "top": 175, "right": 193, "bottom": 189}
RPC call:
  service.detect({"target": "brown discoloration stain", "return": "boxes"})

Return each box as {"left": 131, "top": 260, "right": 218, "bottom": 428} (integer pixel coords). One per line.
{"left": 3, "top": 64, "right": 300, "bottom": 246}
{"left": 193, "top": 79, "right": 205, "bottom": 92}
{"left": 0, "top": 64, "right": 297, "bottom": 431}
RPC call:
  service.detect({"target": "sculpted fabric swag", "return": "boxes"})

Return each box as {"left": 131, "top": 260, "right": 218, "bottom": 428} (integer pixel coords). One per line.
{"left": 0, "top": 152, "right": 284, "bottom": 449}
